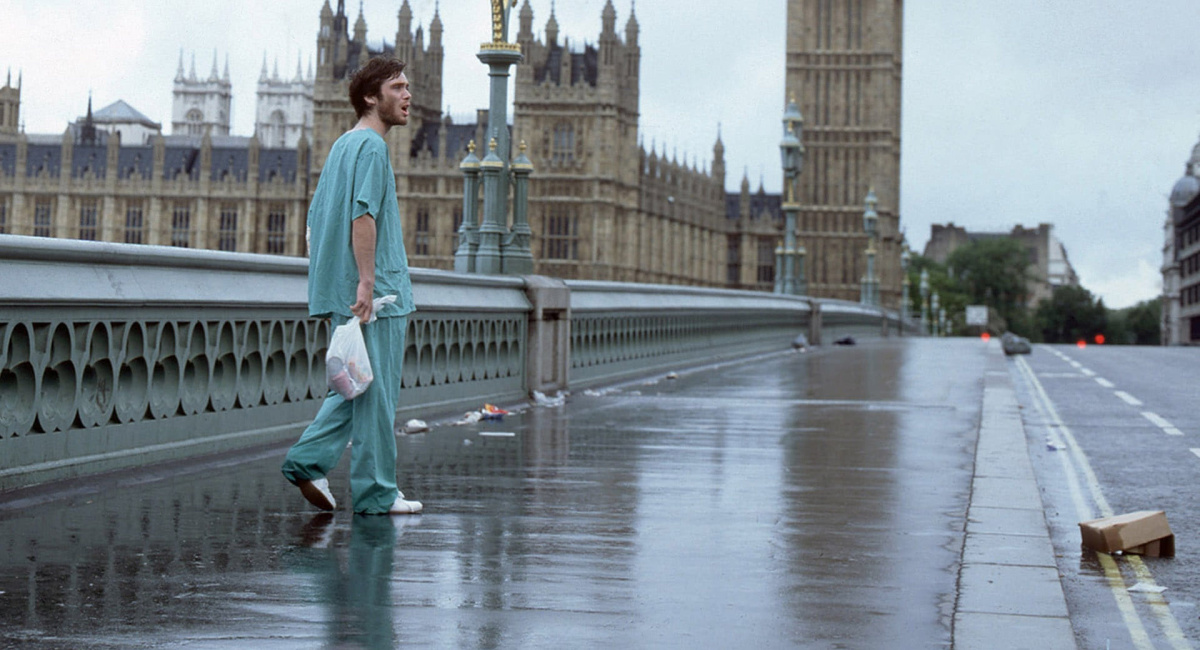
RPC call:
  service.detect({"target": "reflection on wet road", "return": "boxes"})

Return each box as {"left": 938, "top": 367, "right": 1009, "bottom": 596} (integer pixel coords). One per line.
{"left": 0, "top": 339, "right": 985, "bottom": 649}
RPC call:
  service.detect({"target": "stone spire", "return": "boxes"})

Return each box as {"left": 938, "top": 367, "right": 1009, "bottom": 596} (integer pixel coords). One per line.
{"left": 712, "top": 124, "right": 725, "bottom": 181}
{"left": 546, "top": 1, "right": 559, "bottom": 45}
{"left": 189, "top": 52, "right": 197, "bottom": 81}
{"left": 223, "top": 54, "right": 230, "bottom": 82}
{"left": 430, "top": 0, "right": 442, "bottom": 46}
{"left": 209, "top": 49, "right": 219, "bottom": 81}
{"left": 519, "top": 0, "right": 533, "bottom": 38}
{"left": 354, "top": 0, "right": 367, "bottom": 44}
{"left": 176, "top": 50, "right": 185, "bottom": 81}
{"left": 626, "top": 1, "right": 639, "bottom": 45}
{"left": 260, "top": 53, "right": 268, "bottom": 81}
{"left": 602, "top": 0, "right": 617, "bottom": 34}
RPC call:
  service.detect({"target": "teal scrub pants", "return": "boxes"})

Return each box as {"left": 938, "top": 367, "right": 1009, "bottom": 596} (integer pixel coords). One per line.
{"left": 282, "top": 316, "right": 407, "bottom": 514}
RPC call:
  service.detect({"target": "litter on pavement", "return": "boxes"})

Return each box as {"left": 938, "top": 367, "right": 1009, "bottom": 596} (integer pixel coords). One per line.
{"left": 402, "top": 418, "right": 429, "bottom": 434}
{"left": 532, "top": 390, "right": 566, "bottom": 407}
{"left": 1079, "top": 510, "right": 1175, "bottom": 557}
{"left": 1127, "top": 582, "right": 1168, "bottom": 594}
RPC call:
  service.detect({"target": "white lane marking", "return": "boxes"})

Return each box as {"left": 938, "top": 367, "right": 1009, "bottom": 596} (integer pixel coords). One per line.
{"left": 1069, "top": 361, "right": 1084, "bottom": 369}
{"left": 1142, "top": 412, "right": 1184, "bottom": 436}
{"left": 1016, "top": 358, "right": 1193, "bottom": 649}
{"left": 1080, "top": 368, "right": 1096, "bottom": 377}
{"left": 1115, "top": 391, "right": 1144, "bottom": 407}
{"left": 1095, "top": 377, "right": 1115, "bottom": 388}
{"left": 1191, "top": 449, "right": 1200, "bottom": 460}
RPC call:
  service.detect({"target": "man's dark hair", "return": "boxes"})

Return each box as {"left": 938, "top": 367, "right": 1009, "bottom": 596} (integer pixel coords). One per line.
{"left": 348, "top": 57, "right": 407, "bottom": 118}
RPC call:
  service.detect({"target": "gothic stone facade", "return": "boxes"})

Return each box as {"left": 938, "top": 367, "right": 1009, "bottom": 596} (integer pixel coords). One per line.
{"left": 0, "top": 1, "right": 784, "bottom": 290}
{"left": 310, "top": 0, "right": 780, "bottom": 288}
{"left": 785, "top": 0, "right": 904, "bottom": 305}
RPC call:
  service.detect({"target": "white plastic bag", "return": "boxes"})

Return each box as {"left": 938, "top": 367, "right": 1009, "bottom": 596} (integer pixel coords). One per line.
{"left": 326, "top": 295, "right": 396, "bottom": 400}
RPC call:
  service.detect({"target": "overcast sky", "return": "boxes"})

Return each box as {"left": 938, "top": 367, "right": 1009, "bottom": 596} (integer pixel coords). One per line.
{"left": 4, "top": 0, "right": 1198, "bottom": 309}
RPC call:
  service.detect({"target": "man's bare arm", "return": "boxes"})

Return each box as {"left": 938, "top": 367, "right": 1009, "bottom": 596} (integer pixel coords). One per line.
{"left": 350, "top": 215, "right": 376, "bottom": 321}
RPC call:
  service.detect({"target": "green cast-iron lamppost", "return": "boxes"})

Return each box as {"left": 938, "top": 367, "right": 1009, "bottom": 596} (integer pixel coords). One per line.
{"left": 931, "top": 291, "right": 940, "bottom": 337}
{"left": 457, "top": 0, "right": 533, "bottom": 275}
{"left": 900, "top": 243, "right": 911, "bottom": 331}
{"left": 919, "top": 268, "right": 930, "bottom": 335}
{"left": 860, "top": 188, "right": 879, "bottom": 306}
{"left": 777, "top": 96, "right": 805, "bottom": 295}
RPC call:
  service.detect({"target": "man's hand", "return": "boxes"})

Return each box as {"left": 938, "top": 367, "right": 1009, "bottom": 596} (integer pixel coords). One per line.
{"left": 351, "top": 279, "right": 374, "bottom": 321}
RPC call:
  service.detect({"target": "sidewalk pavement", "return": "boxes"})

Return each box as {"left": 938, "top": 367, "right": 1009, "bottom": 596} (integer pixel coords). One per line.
{"left": 954, "top": 343, "right": 1077, "bottom": 649}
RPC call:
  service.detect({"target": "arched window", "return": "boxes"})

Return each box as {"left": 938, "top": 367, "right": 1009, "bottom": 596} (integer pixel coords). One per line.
{"left": 185, "top": 108, "right": 203, "bottom": 136}
{"left": 552, "top": 123, "right": 574, "bottom": 166}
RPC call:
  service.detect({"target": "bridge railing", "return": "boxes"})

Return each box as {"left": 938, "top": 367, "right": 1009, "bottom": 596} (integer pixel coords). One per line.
{"left": 0, "top": 236, "right": 909, "bottom": 489}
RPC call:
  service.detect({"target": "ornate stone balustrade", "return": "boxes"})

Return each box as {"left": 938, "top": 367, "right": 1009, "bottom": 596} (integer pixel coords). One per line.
{"left": 0, "top": 236, "right": 905, "bottom": 490}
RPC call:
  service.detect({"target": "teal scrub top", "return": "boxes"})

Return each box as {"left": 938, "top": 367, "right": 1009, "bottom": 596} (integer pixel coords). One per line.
{"left": 306, "top": 129, "right": 415, "bottom": 320}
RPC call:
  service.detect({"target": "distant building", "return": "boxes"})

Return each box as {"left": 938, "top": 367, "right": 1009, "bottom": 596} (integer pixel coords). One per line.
{"left": 923, "top": 222, "right": 1079, "bottom": 308}
{"left": 0, "top": 0, "right": 786, "bottom": 289}
{"left": 76, "top": 99, "right": 162, "bottom": 145}
{"left": 1164, "top": 137, "right": 1200, "bottom": 345}
{"left": 172, "top": 51, "right": 233, "bottom": 137}
{"left": 255, "top": 57, "right": 314, "bottom": 149}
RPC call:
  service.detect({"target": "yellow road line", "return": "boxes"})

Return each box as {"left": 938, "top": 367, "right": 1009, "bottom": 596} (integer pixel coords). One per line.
{"left": 1016, "top": 357, "right": 1158, "bottom": 649}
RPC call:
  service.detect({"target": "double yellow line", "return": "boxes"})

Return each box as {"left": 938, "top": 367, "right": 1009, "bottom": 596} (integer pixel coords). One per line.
{"left": 1014, "top": 355, "right": 1191, "bottom": 650}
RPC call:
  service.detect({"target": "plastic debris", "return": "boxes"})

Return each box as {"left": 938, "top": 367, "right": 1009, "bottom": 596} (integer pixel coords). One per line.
{"left": 1127, "top": 582, "right": 1167, "bottom": 594}
{"left": 482, "top": 404, "right": 509, "bottom": 420}
{"left": 791, "top": 334, "right": 810, "bottom": 350}
{"left": 665, "top": 372, "right": 679, "bottom": 380}
{"left": 532, "top": 390, "right": 566, "bottom": 407}
{"left": 1045, "top": 438, "right": 1065, "bottom": 451}
{"left": 452, "top": 411, "right": 483, "bottom": 426}
{"left": 834, "top": 335, "right": 856, "bottom": 346}
{"left": 402, "top": 419, "right": 429, "bottom": 434}
{"left": 479, "top": 431, "right": 516, "bottom": 437}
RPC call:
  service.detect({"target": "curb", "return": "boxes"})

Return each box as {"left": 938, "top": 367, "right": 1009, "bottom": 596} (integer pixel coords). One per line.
{"left": 953, "top": 344, "right": 1077, "bottom": 649}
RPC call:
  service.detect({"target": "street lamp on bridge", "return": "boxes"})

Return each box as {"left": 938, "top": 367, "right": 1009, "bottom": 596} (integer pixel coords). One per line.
{"left": 920, "top": 269, "right": 930, "bottom": 335}
{"left": 860, "top": 188, "right": 879, "bottom": 306}
{"left": 777, "top": 96, "right": 805, "bottom": 296}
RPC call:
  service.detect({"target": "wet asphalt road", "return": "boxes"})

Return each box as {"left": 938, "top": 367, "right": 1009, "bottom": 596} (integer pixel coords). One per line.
{"left": 1012, "top": 344, "right": 1200, "bottom": 649}
{"left": 0, "top": 339, "right": 986, "bottom": 649}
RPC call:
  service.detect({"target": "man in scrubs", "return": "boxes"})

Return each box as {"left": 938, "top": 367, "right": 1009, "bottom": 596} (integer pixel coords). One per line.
{"left": 281, "top": 57, "right": 422, "bottom": 515}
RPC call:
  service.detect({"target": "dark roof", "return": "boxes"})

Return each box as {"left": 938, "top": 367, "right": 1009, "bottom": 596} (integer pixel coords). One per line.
{"left": 26, "top": 144, "right": 62, "bottom": 178}
{"left": 211, "top": 147, "right": 250, "bottom": 182}
{"left": 258, "top": 148, "right": 299, "bottom": 183}
{"left": 117, "top": 146, "right": 153, "bottom": 180}
{"left": 411, "top": 121, "right": 491, "bottom": 159}
{"left": 726, "top": 191, "right": 782, "bottom": 221}
{"left": 536, "top": 43, "right": 599, "bottom": 87}
{"left": 72, "top": 145, "right": 107, "bottom": 178}
{"left": 92, "top": 100, "right": 160, "bottom": 128}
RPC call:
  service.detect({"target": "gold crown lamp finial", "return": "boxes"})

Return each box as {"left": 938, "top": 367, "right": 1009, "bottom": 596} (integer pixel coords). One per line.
{"left": 467, "top": 139, "right": 476, "bottom": 153}
{"left": 489, "top": 137, "right": 498, "bottom": 152}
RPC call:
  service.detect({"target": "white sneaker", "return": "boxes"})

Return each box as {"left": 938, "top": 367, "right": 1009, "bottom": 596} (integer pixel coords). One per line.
{"left": 298, "top": 477, "right": 337, "bottom": 511}
{"left": 388, "top": 492, "right": 423, "bottom": 515}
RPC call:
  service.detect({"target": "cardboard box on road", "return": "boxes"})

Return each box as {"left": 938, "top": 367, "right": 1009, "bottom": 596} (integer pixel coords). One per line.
{"left": 1079, "top": 510, "right": 1175, "bottom": 557}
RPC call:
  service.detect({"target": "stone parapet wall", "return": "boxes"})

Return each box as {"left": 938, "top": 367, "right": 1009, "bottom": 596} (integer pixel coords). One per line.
{"left": 0, "top": 237, "right": 908, "bottom": 490}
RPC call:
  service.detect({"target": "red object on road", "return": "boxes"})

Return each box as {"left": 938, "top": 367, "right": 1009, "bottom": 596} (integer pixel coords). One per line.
{"left": 1094, "top": 334, "right": 1106, "bottom": 345}
{"left": 981, "top": 332, "right": 991, "bottom": 342}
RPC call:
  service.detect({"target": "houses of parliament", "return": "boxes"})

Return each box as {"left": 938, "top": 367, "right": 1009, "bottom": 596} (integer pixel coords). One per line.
{"left": 0, "top": 0, "right": 904, "bottom": 304}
